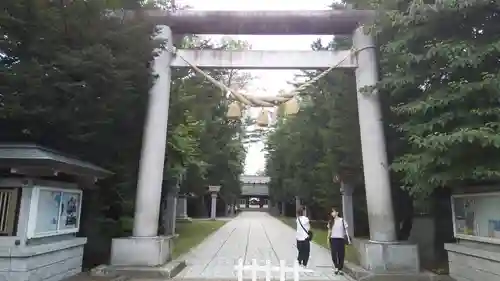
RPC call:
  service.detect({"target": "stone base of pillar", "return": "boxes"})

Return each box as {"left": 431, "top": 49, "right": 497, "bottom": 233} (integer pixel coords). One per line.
{"left": 344, "top": 238, "right": 441, "bottom": 281}
{"left": 94, "top": 236, "right": 187, "bottom": 279}
{"left": 110, "top": 236, "right": 173, "bottom": 266}
{"left": 92, "top": 260, "right": 186, "bottom": 279}
{"left": 176, "top": 216, "right": 192, "bottom": 222}
{"left": 352, "top": 238, "right": 420, "bottom": 274}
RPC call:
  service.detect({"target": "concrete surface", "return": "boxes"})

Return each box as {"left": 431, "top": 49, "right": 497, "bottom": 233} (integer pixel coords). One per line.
{"left": 173, "top": 212, "right": 350, "bottom": 281}
{"left": 354, "top": 239, "right": 420, "bottom": 273}
{"left": 110, "top": 236, "right": 173, "bottom": 266}
{"left": 446, "top": 241, "right": 500, "bottom": 281}
{"left": 170, "top": 50, "right": 356, "bottom": 70}
{"left": 92, "top": 260, "right": 186, "bottom": 280}
{"left": 0, "top": 238, "right": 86, "bottom": 281}
{"left": 143, "top": 10, "right": 375, "bottom": 35}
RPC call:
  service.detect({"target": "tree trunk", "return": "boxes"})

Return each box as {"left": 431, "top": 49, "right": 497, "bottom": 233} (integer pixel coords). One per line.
{"left": 200, "top": 196, "right": 208, "bottom": 217}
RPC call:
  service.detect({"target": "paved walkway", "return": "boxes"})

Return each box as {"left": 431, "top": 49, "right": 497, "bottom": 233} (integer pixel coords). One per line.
{"left": 174, "top": 212, "right": 350, "bottom": 281}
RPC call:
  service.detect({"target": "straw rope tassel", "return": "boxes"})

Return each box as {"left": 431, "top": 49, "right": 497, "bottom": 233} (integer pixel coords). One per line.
{"left": 283, "top": 97, "right": 299, "bottom": 115}
{"left": 256, "top": 108, "right": 270, "bottom": 127}
{"left": 227, "top": 101, "right": 242, "bottom": 119}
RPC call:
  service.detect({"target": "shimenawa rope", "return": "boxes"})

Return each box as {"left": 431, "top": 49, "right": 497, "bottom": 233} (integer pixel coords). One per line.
{"left": 166, "top": 46, "right": 356, "bottom": 108}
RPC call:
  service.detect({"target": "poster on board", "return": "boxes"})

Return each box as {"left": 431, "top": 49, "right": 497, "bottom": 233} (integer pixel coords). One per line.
{"left": 58, "top": 192, "right": 81, "bottom": 230}
{"left": 35, "top": 190, "right": 61, "bottom": 234}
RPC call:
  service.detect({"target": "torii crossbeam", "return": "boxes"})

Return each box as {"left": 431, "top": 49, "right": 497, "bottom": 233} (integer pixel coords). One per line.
{"left": 145, "top": 9, "right": 375, "bottom": 35}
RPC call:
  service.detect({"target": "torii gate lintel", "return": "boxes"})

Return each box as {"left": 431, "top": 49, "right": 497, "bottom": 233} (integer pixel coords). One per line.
{"left": 145, "top": 9, "right": 375, "bottom": 35}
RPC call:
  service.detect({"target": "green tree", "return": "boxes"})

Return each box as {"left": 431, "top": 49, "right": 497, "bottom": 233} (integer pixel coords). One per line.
{"left": 373, "top": 0, "right": 500, "bottom": 196}
{"left": 169, "top": 37, "right": 250, "bottom": 216}
{"left": 0, "top": 0, "right": 247, "bottom": 265}
{"left": 338, "top": 0, "right": 500, "bottom": 241}
{"left": 0, "top": 0, "right": 156, "bottom": 265}
{"left": 265, "top": 35, "right": 364, "bottom": 220}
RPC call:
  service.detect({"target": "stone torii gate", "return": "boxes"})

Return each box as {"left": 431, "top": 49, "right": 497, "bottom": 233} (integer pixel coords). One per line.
{"left": 110, "top": 9, "right": 420, "bottom": 275}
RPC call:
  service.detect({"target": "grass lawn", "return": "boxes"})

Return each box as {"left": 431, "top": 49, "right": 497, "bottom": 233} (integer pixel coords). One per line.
{"left": 172, "top": 220, "right": 227, "bottom": 259}
{"left": 279, "top": 217, "right": 359, "bottom": 265}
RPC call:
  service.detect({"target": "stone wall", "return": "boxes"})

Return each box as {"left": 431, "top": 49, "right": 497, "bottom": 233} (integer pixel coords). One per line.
{"left": 408, "top": 215, "right": 436, "bottom": 264}
{"left": 0, "top": 238, "right": 86, "bottom": 281}
{"left": 445, "top": 240, "right": 500, "bottom": 281}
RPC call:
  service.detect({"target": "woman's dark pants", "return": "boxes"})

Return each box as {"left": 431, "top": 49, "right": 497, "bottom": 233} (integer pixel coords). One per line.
{"left": 329, "top": 238, "right": 345, "bottom": 270}
{"left": 296, "top": 239, "right": 310, "bottom": 266}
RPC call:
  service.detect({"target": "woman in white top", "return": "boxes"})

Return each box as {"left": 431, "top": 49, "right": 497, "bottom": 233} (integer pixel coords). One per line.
{"left": 327, "top": 207, "right": 350, "bottom": 275}
{"left": 295, "top": 206, "right": 310, "bottom": 267}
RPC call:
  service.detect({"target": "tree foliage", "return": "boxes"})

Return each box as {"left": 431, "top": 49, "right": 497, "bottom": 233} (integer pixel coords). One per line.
{"left": 374, "top": 0, "right": 500, "bottom": 196}
{"left": 266, "top": 0, "right": 500, "bottom": 236}
{"left": 171, "top": 37, "right": 250, "bottom": 212}
{"left": 265, "top": 37, "right": 363, "bottom": 219}
{"left": 0, "top": 0, "right": 246, "bottom": 265}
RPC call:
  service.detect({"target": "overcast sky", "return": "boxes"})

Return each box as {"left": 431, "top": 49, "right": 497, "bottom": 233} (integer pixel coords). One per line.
{"left": 178, "top": 0, "right": 334, "bottom": 175}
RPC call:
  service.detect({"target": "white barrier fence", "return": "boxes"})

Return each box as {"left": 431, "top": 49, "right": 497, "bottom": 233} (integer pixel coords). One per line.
{"left": 234, "top": 259, "right": 313, "bottom": 281}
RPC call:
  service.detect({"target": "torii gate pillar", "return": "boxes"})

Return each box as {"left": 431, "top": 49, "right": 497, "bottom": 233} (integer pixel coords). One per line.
{"left": 106, "top": 9, "right": 421, "bottom": 277}
{"left": 352, "top": 26, "right": 397, "bottom": 242}
{"left": 109, "top": 26, "right": 174, "bottom": 268}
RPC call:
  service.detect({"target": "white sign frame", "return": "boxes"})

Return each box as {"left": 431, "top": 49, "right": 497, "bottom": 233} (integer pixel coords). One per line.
{"left": 451, "top": 192, "right": 500, "bottom": 245}
{"left": 26, "top": 186, "right": 83, "bottom": 239}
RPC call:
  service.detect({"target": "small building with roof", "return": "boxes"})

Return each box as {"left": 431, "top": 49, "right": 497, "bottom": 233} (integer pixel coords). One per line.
{"left": 0, "top": 144, "right": 112, "bottom": 281}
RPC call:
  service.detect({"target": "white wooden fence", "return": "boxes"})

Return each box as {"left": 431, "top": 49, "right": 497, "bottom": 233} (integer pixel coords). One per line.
{"left": 234, "top": 259, "right": 313, "bottom": 281}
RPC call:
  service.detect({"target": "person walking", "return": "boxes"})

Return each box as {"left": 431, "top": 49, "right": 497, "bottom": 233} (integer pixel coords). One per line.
{"left": 327, "top": 207, "right": 351, "bottom": 275}
{"left": 296, "top": 206, "right": 311, "bottom": 267}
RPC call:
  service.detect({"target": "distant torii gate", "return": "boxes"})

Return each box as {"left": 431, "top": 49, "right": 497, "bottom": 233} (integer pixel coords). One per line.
{"left": 110, "top": 9, "right": 419, "bottom": 275}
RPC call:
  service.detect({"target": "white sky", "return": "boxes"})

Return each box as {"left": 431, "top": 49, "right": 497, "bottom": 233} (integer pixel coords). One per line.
{"left": 179, "top": 0, "right": 334, "bottom": 175}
